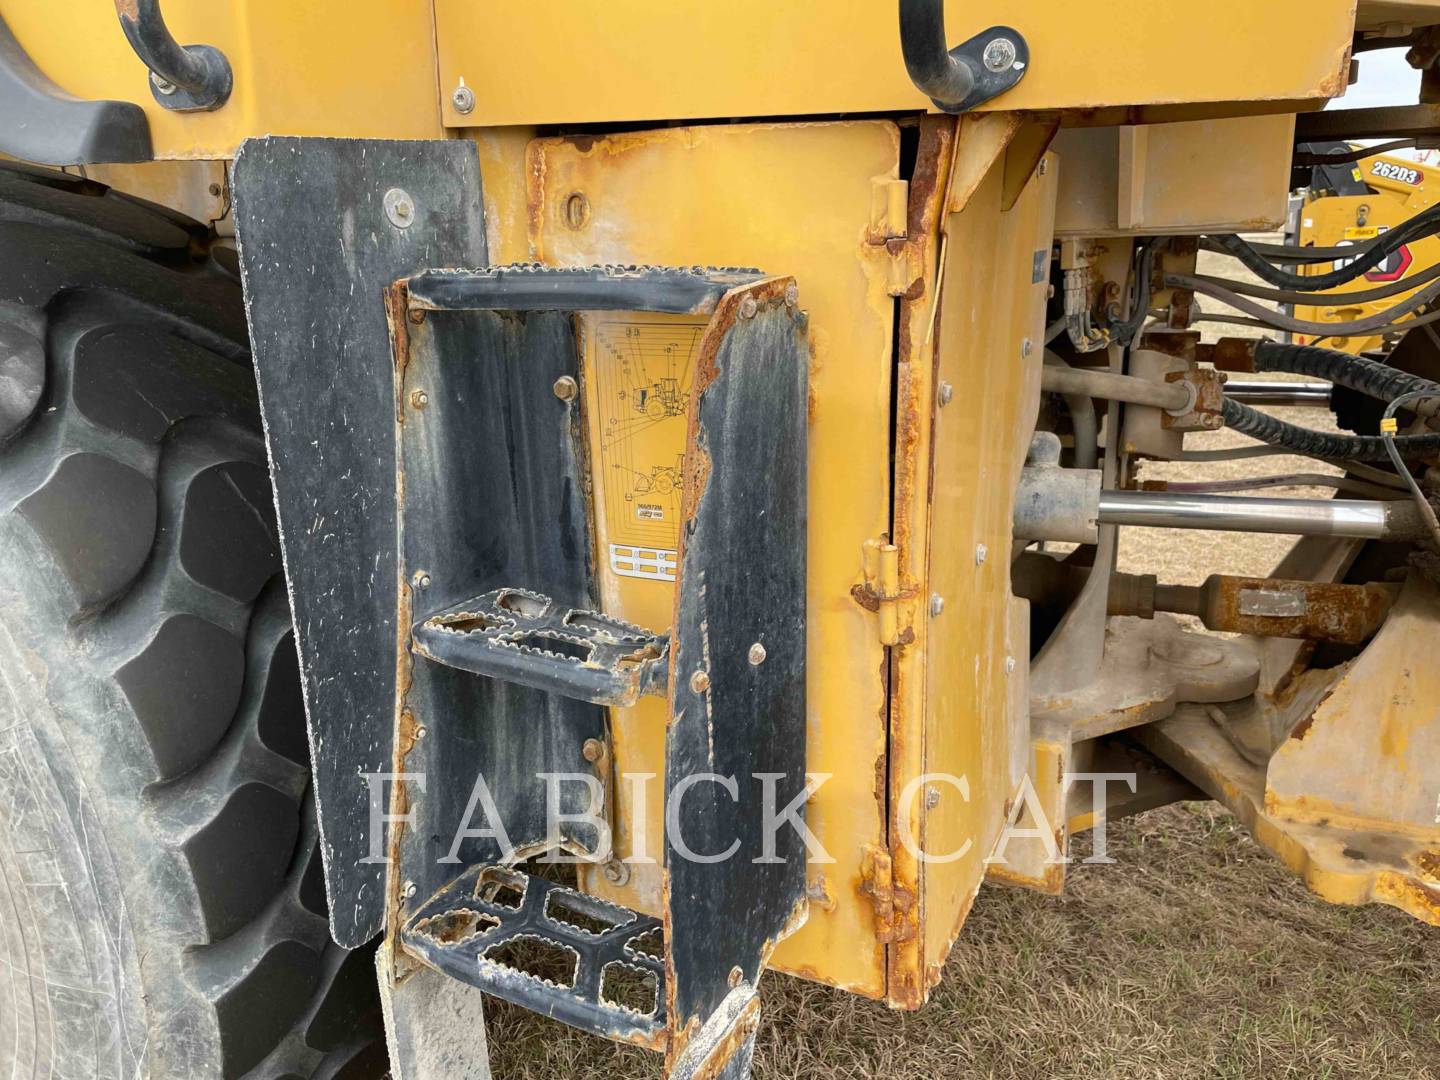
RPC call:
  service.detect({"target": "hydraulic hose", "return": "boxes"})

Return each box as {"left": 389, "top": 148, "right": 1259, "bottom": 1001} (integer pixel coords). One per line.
{"left": 898, "top": 0, "right": 976, "bottom": 109}
{"left": 1221, "top": 399, "right": 1440, "bottom": 461}
{"left": 1251, "top": 341, "right": 1440, "bottom": 416}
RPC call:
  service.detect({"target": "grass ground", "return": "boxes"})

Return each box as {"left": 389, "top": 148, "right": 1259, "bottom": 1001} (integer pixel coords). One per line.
{"left": 480, "top": 246, "right": 1439, "bottom": 1078}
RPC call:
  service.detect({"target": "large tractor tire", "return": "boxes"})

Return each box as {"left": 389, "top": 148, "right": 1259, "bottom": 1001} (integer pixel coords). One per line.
{"left": 0, "top": 162, "right": 385, "bottom": 1079}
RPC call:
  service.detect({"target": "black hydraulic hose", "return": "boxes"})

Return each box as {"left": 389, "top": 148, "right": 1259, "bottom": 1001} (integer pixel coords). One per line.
{"left": 1252, "top": 341, "right": 1440, "bottom": 414}
{"left": 1206, "top": 204, "right": 1440, "bottom": 290}
{"left": 898, "top": 0, "right": 976, "bottom": 109}
{"left": 1221, "top": 399, "right": 1440, "bottom": 461}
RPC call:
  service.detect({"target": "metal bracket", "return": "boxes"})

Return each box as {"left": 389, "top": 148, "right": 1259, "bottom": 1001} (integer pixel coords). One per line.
{"left": 898, "top": 0, "right": 1029, "bottom": 113}
{"left": 114, "top": 0, "right": 233, "bottom": 111}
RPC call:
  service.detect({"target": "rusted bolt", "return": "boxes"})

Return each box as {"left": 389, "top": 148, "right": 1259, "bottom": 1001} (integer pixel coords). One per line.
{"left": 728, "top": 965, "right": 745, "bottom": 988}
{"left": 975, "top": 543, "right": 989, "bottom": 565}
{"left": 553, "top": 375, "right": 578, "bottom": 401}
{"left": 451, "top": 81, "right": 475, "bottom": 115}
{"left": 408, "top": 307, "right": 426, "bottom": 325}
{"left": 403, "top": 880, "right": 417, "bottom": 899}
{"left": 925, "top": 786, "right": 942, "bottom": 809}
{"left": 602, "top": 859, "right": 630, "bottom": 886}
{"left": 748, "top": 642, "right": 767, "bottom": 666}
{"left": 207, "top": 182, "right": 223, "bottom": 197}
{"left": 384, "top": 188, "right": 416, "bottom": 230}
{"left": 412, "top": 570, "right": 431, "bottom": 589}
{"left": 739, "top": 296, "right": 759, "bottom": 320}
{"left": 564, "top": 192, "right": 589, "bottom": 230}
{"left": 983, "top": 37, "right": 1018, "bottom": 72}
{"left": 784, "top": 283, "right": 799, "bottom": 307}
{"left": 689, "top": 669, "right": 711, "bottom": 693}
{"left": 582, "top": 738, "right": 606, "bottom": 764}
{"left": 409, "top": 389, "right": 429, "bottom": 410}
{"left": 929, "top": 593, "right": 945, "bottom": 617}
{"left": 1021, "top": 338, "right": 1034, "bottom": 359}
{"left": 938, "top": 381, "right": 954, "bottom": 408}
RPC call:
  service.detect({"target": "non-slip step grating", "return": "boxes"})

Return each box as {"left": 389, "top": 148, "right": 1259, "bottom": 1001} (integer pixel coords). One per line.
{"left": 401, "top": 864, "right": 667, "bottom": 1048}
{"left": 411, "top": 587, "right": 669, "bottom": 706}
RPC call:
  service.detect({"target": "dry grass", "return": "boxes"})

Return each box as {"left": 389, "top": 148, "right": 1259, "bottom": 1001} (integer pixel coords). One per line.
{"left": 480, "top": 244, "right": 1439, "bottom": 1079}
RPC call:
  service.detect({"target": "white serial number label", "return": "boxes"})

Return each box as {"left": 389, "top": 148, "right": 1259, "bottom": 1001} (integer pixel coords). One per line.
{"left": 1371, "top": 160, "right": 1422, "bottom": 185}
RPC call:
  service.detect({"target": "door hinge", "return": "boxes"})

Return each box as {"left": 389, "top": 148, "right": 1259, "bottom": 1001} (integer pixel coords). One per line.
{"left": 852, "top": 539, "right": 918, "bottom": 646}
{"left": 859, "top": 843, "right": 916, "bottom": 944}
{"left": 868, "top": 177, "right": 910, "bottom": 244}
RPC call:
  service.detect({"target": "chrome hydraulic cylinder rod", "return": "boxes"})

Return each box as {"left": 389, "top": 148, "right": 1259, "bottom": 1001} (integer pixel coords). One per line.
{"left": 1222, "top": 379, "right": 1332, "bottom": 406}
{"left": 1096, "top": 490, "right": 1424, "bottom": 540}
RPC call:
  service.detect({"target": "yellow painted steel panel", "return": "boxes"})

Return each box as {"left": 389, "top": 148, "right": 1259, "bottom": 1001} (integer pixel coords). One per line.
{"left": 436, "top": 0, "right": 1356, "bottom": 128}
{"left": 530, "top": 122, "right": 898, "bottom": 998}
{"left": 6, "top": 0, "right": 443, "bottom": 159}
{"left": 887, "top": 132, "right": 1056, "bottom": 1004}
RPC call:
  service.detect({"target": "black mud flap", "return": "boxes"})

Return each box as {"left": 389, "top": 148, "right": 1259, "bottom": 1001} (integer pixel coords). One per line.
{"left": 388, "top": 267, "right": 809, "bottom": 1077}
{"left": 232, "top": 137, "right": 487, "bottom": 947}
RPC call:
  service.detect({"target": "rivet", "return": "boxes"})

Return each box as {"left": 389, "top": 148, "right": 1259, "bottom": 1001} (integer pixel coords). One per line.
{"left": 929, "top": 593, "right": 945, "bottom": 617}
{"left": 384, "top": 188, "right": 416, "bottom": 230}
{"left": 975, "top": 543, "right": 989, "bottom": 565}
{"left": 938, "top": 381, "right": 954, "bottom": 408}
{"left": 983, "top": 37, "right": 1018, "bottom": 72}
{"left": 582, "top": 738, "right": 605, "bottom": 764}
{"left": 728, "top": 965, "right": 745, "bottom": 988}
{"left": 603, "top": 859, "right": 630, "bottom": 886}
{"left": 1021, "top": 338, "right": 1034, "bottom": 359}
{"left": 409, "top": 389, "right": 429, "bottom": 410}
{"left": 564, "top": 192, "right": 589, "bottom": 230}
{"left": 690, "top": 669, "right": 711, "bottom": 693}
{"left": 739, "top": 296, "right": 758, "bottom": 319}
{"left": 412, "top": 570, "right": 431, "bottom": 589}
{"left": 403, "top": 880, "right": 417, "bottom": 898}
{"left": 553, "top": 375, "right": 578, "bottom": 401}
{"left": 748, "top": 642, "right": 767, "bottom": 666}
{"left": 451, "top": 81, "right": 475, "bottom": 115}
{"left": 925, "top": 786, "right": 942, "bottom": 809}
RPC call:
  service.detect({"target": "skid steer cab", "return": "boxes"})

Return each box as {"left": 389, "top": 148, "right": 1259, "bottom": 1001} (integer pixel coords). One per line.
{"left": 0, "top": 1, "right": 1437, "bottom": 1078}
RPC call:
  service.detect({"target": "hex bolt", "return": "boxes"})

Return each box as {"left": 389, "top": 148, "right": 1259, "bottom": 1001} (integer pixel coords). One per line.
{"left": 690, "top": 669, "right": 711, "bottom": 693}
{"left": 925, "top": 786, "right": 942, "bottom": 809}
{"left": 1021, "top": 338, "right": 1034, "bottom": 359}
{"left": 415, "top": 725, "right": 428, "bottom": 739}
{"left": 784, "top": 283, "right": 799, "bottom": 307}
{"left": 938, "top": 381, "right": 954, "bottom": 408}
{"left": 384, "top": 188, "right": 416, "bottom": 230}
{"left": 409, "top": 389, "right": 429, "bottom": 410}
{"left": 975, "top": 543, "right": 989, "bottom": 565}
{"left": 553, "top": 375, "right": 578, "bottom": 401}
{"left": 602, "top": 859, "right": 630, "bottom": 886}
{"left": 411, "top": 570, "right": 431, "bottom": 589}
{"left": 748, "top": 642, "right": 767, "bottom": 666}
{"left": 739, "top": 296, "right": 759, "bottom": 319}
{"left": 929, "top": 593, "right": 945, "bottom": 617}
{"left": 983, "top": 37, "right": 1018, "bottom": 72}
{"left": 581, "top": 738, "right": 606, "bottom": 764}
{"left": 403, "top": 880, "right": 417, "bottom": 899}
{"left": 150, "top": 72, "right": 177, "bottom": 95}
{"left": 451, "top": 81, "right": 476, "bottom": 115}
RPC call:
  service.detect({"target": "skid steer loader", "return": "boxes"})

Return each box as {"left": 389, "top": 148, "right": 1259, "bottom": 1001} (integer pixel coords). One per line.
{"left": 0, "top": 2, "right": 1437, "bottom": 1077}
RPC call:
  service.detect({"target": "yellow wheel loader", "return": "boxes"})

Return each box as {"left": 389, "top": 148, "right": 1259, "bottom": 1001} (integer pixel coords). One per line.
{"left": 0, "top": 2, "right": 1436, "bottom": 1077}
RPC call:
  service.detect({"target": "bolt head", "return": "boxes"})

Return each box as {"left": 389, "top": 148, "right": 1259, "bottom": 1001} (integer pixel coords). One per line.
{"left": 975, "top": 543, "right": 989, "bottom": 565}
{"left": 938, "top": 381, "right": 954, "bottom": 408}
{"left": 150, "top": 72, "right": 177, "bottom": 95}
{"left": 384, "top": 188, "right": 416, "bottom": 229}
{"left": 929, "top": 593, "right": 945, "bottom": 618}
{"left": 1005, "top": 656, "right": 1017, "bottom": 675}
{"left": 415, "top": 725, "right": 428, "bottom": 739}
{"left": 728, "top": 965, "right": 745, "bottom": 988}
{"left": 602, "top": 859, "right": 630, "bottom": 886}
{"left": 582, "top": 738, "right": 605, "bottom": 764}
{"left": 412, "top": 570, "right": 431, "bottom": 589}
{"left": 403, "top": 881, "right": 417, "bottom": 898}
{"left": 451, "top": 83, "right": 476, "bottom": 115}
{"left": 784, "top": 284, "right": 799, "bottom": 307}
{"left": 689, "top": 669, "right": 711, "bottom": 694}
{"left": 925, "top": 786, "right": 942, "bottom": 809}
{"left": 748, "top": 642, "right": 767, "bottom": 666}
{"left": 553, "top": 375, "right": 578, "bottom": 401}
{"left": 409, "top": 389, "right": 429, "bottom": 410}
{"left": 983, "top": 37, "right": 1018, "bottom": 72}
{"left": 1021, "top": 338, "right": 1034, "bottom": 359}
{"left": 739, "top": 296, "right": 759, "bottom": 320}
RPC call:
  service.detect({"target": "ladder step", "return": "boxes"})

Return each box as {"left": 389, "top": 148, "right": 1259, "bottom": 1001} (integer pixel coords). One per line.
{"left": 401, "top": 865, "right": 667, "bottom": 1049}
{"left": 412, "top": 588, "right": 669, "bottom": 706}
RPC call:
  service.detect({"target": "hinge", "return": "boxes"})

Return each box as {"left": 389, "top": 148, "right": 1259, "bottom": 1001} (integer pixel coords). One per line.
{"left": 851, "top": 539, "right": 919, "bottom": 646}
{"left": 859, "top": 843, "right": 916, "bottom": 944}
{"left": 868, "top": 177, "right": 910, "bottom": 243}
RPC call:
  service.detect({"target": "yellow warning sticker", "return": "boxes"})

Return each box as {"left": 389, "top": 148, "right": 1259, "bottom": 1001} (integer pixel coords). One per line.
{"left": 1343, "top": 226, "right": 1381, "bottom": 241}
